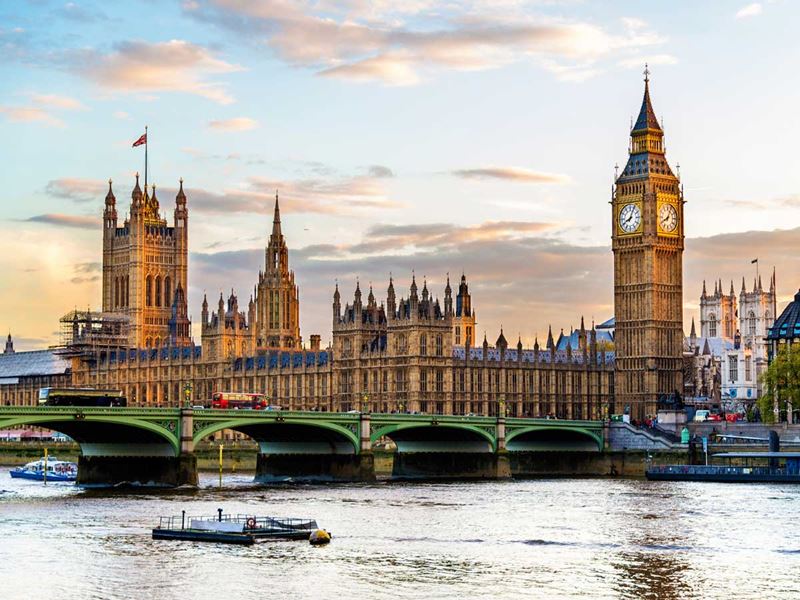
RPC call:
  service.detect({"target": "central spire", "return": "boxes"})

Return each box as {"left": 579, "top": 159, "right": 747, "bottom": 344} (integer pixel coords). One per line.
{"left": 272, "top": 190, "right": 282, "bottom": 238}
{"left": 633, "top": 63, "right": 662, "bottom": 133}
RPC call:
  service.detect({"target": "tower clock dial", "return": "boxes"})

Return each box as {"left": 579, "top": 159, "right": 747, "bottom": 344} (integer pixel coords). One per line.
{"left": 618, "top": 204, "right": 641, "bottom": 233}
{"left": 658, "top": 203, "right": 678, "bottom": 232}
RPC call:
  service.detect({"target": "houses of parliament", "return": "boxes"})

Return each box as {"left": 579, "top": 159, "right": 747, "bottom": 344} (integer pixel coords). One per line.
{"left": 0, "top": 74, "right": 690, "bottom": 421}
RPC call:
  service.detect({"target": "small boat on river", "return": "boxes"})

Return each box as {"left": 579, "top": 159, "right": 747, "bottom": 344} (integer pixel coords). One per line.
{"left": 9, "top": 457, "right": 78, "bottom": 482}
{"left": 152, "top": 511, "right": 321, "bottom": 545}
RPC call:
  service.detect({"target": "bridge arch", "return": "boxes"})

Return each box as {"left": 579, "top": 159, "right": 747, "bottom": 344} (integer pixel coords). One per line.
{"left": 0, "top": 414, "right": 181, "bottom": 456}
{"left": 506, "top": 426, "right": 602, "bottom": 452}
{"left": 371, "top": 422, "right": 496, "bottom": 453}
{"left": 193, "top": 418, "right": 360, "bottom": 455}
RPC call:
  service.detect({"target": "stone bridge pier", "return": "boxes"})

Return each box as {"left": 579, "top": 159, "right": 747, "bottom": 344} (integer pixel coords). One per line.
{"left": 78, "top": 408, "right": 197, "bottom": 487}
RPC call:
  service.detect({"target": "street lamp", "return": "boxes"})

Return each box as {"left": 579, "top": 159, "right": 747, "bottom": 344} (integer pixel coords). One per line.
{"left": 361, "top": 393, "right": 370, "bottom": 414}
{"left": 499, "top": 395, "right": 506, "bottom": 419}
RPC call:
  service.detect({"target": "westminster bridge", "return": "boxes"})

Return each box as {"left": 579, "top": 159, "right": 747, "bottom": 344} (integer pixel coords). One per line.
{"left": 0, "top": 406, "right": 607, "bottom": 486}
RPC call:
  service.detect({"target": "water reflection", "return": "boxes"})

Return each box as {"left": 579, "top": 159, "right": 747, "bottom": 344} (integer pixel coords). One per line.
{"left": 1, "top": 474, "right": 800, "bottom": 599}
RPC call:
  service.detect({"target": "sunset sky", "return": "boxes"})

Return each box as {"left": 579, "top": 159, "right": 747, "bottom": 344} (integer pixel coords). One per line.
{"left": 1, "top": 0, "right": 799, "bottom": 350}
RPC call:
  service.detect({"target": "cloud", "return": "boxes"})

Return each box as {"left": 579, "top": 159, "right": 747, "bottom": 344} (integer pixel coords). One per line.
{"left": 368, "top": 165, "right": 394, "bottom": 178}
{"left": 113, "top": 110, "right": 130, "bottom": 120}
{"left": 67, "top": 40, "right": 243, "bottom": 104}
{"left": 25, "top": 214, "right": 99, "bottom": 229}
{"left": 452, "top": 166, "right": 570, "bottom": 184}
{"left": 171, "top": 167, "right": 403, "bottom": 217}
{"left": 186, "top": 2, "right": 667, "bottom": 85}
{"left": 70, "top": 261, "right": 101, "bottom": 283}
{"left": 724, "top": 194, "right": 800, "bottom": 210}
{"left": 29, "top": 93, "right": 85, "bottom": 110}
{"left": 0, "top": 105, "right": 64, "bottom": 127}
{"left": 56, "top": 2, "right": 108, "bottom": 22}
{"left": 208, "top": 117, "right": 259, "bottom": 131}
{"left": 736, "top": 3, "right": 763, "bottom": 18}
{"left": 45, "top": 178, "right": 107, "bottom": 203}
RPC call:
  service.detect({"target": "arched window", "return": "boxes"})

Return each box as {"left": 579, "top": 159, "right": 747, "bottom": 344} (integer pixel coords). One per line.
{"left": 164, "top": 276, "right": 171, "bottom": 308}
{"left": 146, "top": 276, "right": 153, "bottom": 307}
{"left": 420, "top": 334, "right": 427, "bottom": 356}
{"left": 145, "top": 337, "right": 152, "bottom": 348}
{"left": 114, "top": 277, "right": 119, "bottom": 308}
{"left": 709, "top": 314, "right": 717, "bottom": 338}
{"left": 748, "top": 311, "right": 756, "bottom": 335}
{"left": 154, "top": 337, "right": 161, "bottom": 348}
{"left": 155, "top": 276, "right": 162, "bottom": 307}
{"left": 435, "top": 334, "right": 443, "bottom": 356}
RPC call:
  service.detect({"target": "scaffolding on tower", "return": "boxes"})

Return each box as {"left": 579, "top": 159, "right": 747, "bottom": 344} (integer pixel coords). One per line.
{"left": 53, "top": 309, "right": 131, "bottom": 360}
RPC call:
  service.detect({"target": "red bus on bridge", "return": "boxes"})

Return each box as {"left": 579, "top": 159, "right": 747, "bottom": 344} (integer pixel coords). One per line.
{"left": 210, "top": 392, "right": 269, "bottom": 410}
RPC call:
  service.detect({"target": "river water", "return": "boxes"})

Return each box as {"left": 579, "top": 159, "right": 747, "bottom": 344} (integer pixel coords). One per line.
{"left": 1, "top": 472, "right": 798, "bottom": 600}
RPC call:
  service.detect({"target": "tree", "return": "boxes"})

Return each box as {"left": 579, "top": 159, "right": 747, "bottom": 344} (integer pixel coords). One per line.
{"left": 760, "top": 345, "right": 800, "bottom": 423}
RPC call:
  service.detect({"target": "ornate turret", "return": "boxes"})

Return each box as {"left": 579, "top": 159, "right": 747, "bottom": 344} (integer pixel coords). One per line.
{"left": 333, "top": 282, "right": 341, "bottom": 322}
{"left": 546, "top": 325, "right": 555, "bottom": 351}
{"left": 131, "top": 172, "right": 143, "bottom": 209}
{"left": 4, "top": 332, "right": 14, "bottom": 354}
{"left": 201, "top": 293, "right": 209, "bottom": 326}
{"left": 387, "top": 276, "right": 396, "bottom": 319}
{"left": 444, "top": 274, "right": 453, "bottom": 317}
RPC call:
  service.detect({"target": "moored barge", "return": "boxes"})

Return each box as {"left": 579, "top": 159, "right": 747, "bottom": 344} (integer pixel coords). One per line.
{"left": 646, "top": 452, "right": 800, "bottom": 483}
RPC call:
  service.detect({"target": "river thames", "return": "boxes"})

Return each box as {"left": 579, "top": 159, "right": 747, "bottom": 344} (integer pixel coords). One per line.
{"left": 1, "top": 473, "right": 798, "bottom": 599}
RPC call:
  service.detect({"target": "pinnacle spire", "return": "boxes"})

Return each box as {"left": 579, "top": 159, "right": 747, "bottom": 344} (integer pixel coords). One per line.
{"left": 633, "top": 64, "right": 662, "bottom": 132}
{"left": 272, "top": 190, "right": 282, "bottom": 238}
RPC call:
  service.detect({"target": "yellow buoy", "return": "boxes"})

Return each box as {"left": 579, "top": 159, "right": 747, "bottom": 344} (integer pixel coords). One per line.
{"left": 309, "top": 529, "right": 331, "bottom": 546}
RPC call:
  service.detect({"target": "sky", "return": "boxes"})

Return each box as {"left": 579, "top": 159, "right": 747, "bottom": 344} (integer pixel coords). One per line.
{"left": 1, "top": 0, "right": 799, "bottom": 350}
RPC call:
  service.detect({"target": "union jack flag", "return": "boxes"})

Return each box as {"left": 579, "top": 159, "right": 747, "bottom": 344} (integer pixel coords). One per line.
{"left": 132, "top": 133, "right": 147, "bottom": 147}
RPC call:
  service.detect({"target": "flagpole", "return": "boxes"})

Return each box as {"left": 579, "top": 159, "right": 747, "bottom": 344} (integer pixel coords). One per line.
{"left": 144, "top": 125, "right": 148, "bottom": 190}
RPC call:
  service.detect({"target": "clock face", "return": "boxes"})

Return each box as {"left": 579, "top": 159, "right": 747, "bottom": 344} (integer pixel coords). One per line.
{"left": 618, "top": 204, "right": 641, "bottom": 233}
{"left": 658, "top": 203, "right": 678, "bottom": 232}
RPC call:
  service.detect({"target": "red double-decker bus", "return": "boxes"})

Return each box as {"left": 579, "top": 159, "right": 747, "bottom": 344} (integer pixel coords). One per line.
{"left": 211, "top": 392, "right": 268, "bottom": 410}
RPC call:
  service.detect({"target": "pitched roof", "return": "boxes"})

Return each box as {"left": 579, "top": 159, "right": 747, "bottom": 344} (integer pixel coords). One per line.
{"left": 0, "top": 349, "right": 71, "bottom": 379}
{"left": 633, "top": 80, "right": 662, "bottom": 132}
{"left": 768, "top": 290, "right": 800, "bottom": 341}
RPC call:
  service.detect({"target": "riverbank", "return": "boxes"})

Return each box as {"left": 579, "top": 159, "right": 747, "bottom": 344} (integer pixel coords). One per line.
{"left": 0, "top": 442, "right": 397, "bottom": 475}
{"left": 0, "top": 442, "right": 686, "bottom": 478}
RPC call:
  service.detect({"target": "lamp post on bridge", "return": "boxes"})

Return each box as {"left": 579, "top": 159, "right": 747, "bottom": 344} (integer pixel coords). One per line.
{"left": 497, "top": 395, "right": 507, "bottom": 452}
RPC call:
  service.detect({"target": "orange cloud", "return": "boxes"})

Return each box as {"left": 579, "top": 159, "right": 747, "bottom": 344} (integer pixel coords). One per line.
{"left": 452, "top": 167, "right": 570, "bottom": 184}
{"left": 25, "top": 214, "right": 99, "bottom": 229}
{"left": 70, "top": 40, "right": 243, "bottom": 104}
{"left": 208, "top": 117, "right": 259, "bottom": 131}
{"left": 0, "top": 105, "right": 64, "bottom": 127}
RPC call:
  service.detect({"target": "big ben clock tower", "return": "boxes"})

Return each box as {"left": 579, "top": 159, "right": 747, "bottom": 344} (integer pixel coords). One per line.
{"left": 612, "top": 67, "right": 684, "bottom": 420}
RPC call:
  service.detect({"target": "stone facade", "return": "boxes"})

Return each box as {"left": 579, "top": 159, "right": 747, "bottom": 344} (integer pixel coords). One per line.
{"left": 695, "top": 274, "right": 776, "bottom": 405}
{"left": 102, "top": 176, "right": 189, "bottom": 348}
{"left": 612, "top": 72, "right": 684, "bottom": 420}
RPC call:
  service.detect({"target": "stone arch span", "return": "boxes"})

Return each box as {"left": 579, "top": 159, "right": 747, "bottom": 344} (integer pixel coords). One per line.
{"left": 193, "top": 418, "right": 360, "bottom": 455}
{"left": 0, "top": 414, "right": 180, "bottom": 457}
{"left": 506, "top": 426, "right": 602, "bottom": 452}
{"left": 371, "top": 423, "right": 495, "bottom": 453}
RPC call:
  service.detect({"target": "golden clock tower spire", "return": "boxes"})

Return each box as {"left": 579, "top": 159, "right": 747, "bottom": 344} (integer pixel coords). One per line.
{"left": 612, "top": 67, "right": 684, "bottom": 420}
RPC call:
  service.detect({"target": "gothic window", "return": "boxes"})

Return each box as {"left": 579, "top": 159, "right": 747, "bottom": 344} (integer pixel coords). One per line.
{"left": 728, "top": 355, "right": 738, "bottom": 383}
{"left": 226, "top": 341, "right": 233, "bottom": 358}
{"left": 398, "top": 334, "right": 407, "bottom": 354}
{"left": 435, "top": 369, "right": 444, "bottom": 393}
{"left": 164, "top": 276, "right": 172, "bottom": 307}
{"left": 420, "top": 334, "right": 427, "bottom": 356}
{"left": 748, "top": 311, "right": 756, "bottom": 335}
{"left": 709, "top": 314, "right": 717, "bottom": 338}
{"left": 145, "top": 337, "right": 152, "bottom": 348}
{"left": 455, "top": 326, "right": 461, "bottom": 345}
{"left": 125, "top": 276, "right": 129, "bottom": 307}
{"left": 745, "top": 356, "right": 752, "bottom": 382}
{"left": 420, "top": 370, "right": 428, "bottom": 392}
{"left": 154, "top": 337, "right": 161, "bottom": 348}
{"left": 155, "top": 276, "right": 162, "bottom": 307}
{"left": 435, "top": 335, "right": 443, "bottom": 356}
{"left": 146, "top": 276, "right": 153, "bottom": 307}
